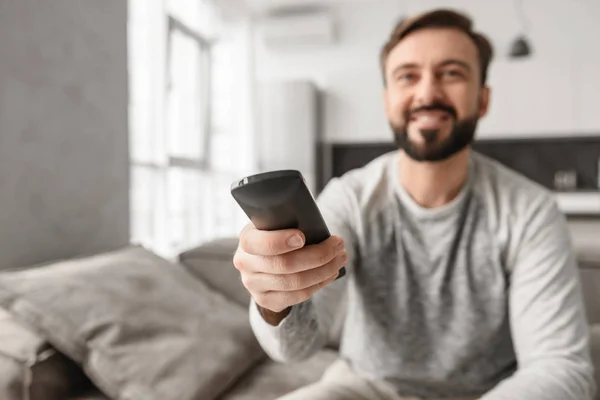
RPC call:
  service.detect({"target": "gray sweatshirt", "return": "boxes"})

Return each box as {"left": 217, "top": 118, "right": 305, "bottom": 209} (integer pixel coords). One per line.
{"left": 249, "top": 151, "right": 596, "bottom": 399}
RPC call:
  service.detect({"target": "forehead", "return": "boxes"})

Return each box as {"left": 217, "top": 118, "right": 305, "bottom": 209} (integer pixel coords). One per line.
{"left": 386, "top": 27, "right": 479, "bottom": 72}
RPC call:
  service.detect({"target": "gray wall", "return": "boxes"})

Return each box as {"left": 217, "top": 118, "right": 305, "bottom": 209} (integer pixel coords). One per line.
{"left": 0, "top": 1, "right": 129, "bottom": 269}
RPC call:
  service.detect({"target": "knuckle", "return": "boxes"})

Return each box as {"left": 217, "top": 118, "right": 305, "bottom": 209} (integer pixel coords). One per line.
{"left": 240, "top": 272, "right": 254, "bottom": 291}
{"left": 271, "top": 255, "right": 289, "bottom": 274}
{"left": 294, "top": 250, "right": 313, "bottom": 270}
{"left": 270, "top": 274, "right": 285, "bottom": 291}
{"left": 279, "top": 291, "right": 297, "bottom": 308}
{"left": 266, "top": 239, "right": 280, "bottom": 255}
{"left": 308, "top": 268, "right": 326, "bottom": 286}
{"left": 333, "top": 254, "right": 346, "bottom": 269}
{"left": 327, "top": 266, "right": 340, "bottom": 280}
{"left": 232, "top": 251, "right": 245, "bottom": 271}
{"left": 316, "top": 267, "right": 333, "bottom": 283}
{"left": 253, "top": 292, "right": 269, "bottom": 308}
{"left": 238, "top": 233, "right": 253, "bottom": 253}
{"left": 263, "top": 292, "right": 286, "bottom": 312}
{"left": 267, "top": 274, "right": 285, "bottom": 292}
{"left": 298, "top": 287, "right": 317, "bottom": 302}
{"left": 282, "top": 273, "right": 301, "bottom": 291}
{"left": 316, "top": 249, "right": 334, "bottom": 267}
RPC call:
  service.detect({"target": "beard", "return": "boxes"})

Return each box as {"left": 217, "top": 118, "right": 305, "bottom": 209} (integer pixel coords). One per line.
{"left": 391, "top": 103, "right": 479, "bottom": 162}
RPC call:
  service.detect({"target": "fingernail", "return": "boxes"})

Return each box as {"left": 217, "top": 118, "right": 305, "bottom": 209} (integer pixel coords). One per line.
{"left": 287, "top": 234, "right": 304, "bottom": 248}
{"left": 336, "top": 241, "right": 346, "bottom": 254}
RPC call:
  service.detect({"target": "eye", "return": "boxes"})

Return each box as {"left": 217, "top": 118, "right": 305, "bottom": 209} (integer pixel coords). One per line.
{"left": 398, "top": 72, "right": 417, "bottom": 82}
{"left": 442, "top": 69, "right": 464, "bottom": 79}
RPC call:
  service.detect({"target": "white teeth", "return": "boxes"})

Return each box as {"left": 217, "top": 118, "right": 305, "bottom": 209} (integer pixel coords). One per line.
{"left": 416, "top": 115, "right": 441, "bottom": 122}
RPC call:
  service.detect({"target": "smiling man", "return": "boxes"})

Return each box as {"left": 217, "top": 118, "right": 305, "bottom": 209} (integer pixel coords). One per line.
{"left": 234, "top": 8, "right": 596, "bottom": 400}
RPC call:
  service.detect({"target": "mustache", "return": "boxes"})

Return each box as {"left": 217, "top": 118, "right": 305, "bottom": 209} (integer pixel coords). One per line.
{"left": 404, "top": 103, "right": 457, "bottom": 120}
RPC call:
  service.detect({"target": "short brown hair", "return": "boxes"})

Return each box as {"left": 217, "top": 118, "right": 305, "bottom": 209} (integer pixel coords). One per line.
{"left": 380, "top": 9, "right": 494, "bottom": 86}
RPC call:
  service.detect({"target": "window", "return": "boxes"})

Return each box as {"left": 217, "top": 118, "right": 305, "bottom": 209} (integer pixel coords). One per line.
{"left": 166, "top": 17, "right": 211, "bottom": 165}
{"left": 129, "top": 0, "right": 254, "bottom": 259}
{"left": 163, "top": 16, "right": 211, "bottom": 254}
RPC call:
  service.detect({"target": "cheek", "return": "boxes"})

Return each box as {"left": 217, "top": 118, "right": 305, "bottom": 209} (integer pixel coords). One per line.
{"left": 386, "top": 89, "right": 411, "bottom": 121}
{"left": 446, "top": 85, "right": 480, "bottom": 117}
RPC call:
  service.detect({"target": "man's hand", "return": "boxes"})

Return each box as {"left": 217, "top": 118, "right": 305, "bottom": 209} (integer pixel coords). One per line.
{"left": 233, "top": 224, "right": 347, "bottom": 325}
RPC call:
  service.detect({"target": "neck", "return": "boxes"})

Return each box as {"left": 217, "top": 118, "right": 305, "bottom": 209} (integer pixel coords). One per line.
{"left": 398, "top": 148, "right": 471, "bottom": 209}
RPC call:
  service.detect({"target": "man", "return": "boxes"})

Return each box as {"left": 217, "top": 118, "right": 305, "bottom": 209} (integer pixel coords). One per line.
{"left": 233, "top": 8, "right": 596, "bottom": 400}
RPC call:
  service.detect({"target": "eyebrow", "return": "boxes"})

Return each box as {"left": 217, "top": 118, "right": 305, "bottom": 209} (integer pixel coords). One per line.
{"left": 390, "top": 63, "right": 420, "bottom": 77}
{"left": 390, "top": 59, "right": 472, "bottom": 77}
{"left": 439, "top": 59, "right": 472, "bottom": 72}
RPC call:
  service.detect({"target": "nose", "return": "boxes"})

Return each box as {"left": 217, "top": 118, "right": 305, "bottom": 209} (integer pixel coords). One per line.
{"left": 414, "top": 72, "right": 442, "bottom": 106}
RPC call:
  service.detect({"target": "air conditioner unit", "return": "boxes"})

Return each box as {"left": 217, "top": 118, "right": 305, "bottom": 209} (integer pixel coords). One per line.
{"left": 258, "top": 11, "right": 335, "bottom": 49}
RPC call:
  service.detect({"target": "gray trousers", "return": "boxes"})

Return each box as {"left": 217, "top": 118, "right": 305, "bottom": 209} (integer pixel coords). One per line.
{"left": 278, "top": 359, "right": 478, "bottom": 400}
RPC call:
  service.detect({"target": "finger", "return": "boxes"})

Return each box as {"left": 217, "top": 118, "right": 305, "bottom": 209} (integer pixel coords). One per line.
{"left": 236, "top": 235, "right": 345, "bottom": 274}
{"left": 262, "top": 236, "right": 345, "bottom": 275}
{"left": 256, "top": 275, "right": 338, "bottom": 311}
{"left": 318, "top": 270, "right": 341, "bottom": 288}
{"left": 246, "top": 251, "right": 348, "bottom": 292}
{"left": 239, "top": 223, "right": 305, "bottom": 256}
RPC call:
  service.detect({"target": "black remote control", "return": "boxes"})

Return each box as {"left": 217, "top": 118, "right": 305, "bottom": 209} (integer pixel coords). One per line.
{"left": 230, "top": 170, "right": 346, "bottom": 279}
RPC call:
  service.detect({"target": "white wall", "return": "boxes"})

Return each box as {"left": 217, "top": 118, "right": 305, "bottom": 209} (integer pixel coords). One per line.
{"left": 253, "top": 0, "right": 600, "bottom": 142}
{"left": 0, "top": 1, "right": 129, "bottom": 269}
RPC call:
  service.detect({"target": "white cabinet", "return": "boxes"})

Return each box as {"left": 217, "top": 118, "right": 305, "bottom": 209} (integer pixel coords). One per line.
{"left": 479, "top": 60, "right": 578, "bottom": 138}
{"left": 478, "top": 59, "right": 600, "bottom": 139}
{"left": 257, "top": 80, "right": 319, "bottom": 192}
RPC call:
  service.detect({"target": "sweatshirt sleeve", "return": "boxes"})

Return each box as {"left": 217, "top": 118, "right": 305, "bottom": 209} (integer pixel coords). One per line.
{"left": 481, "top": 200, "right": 596, "bottom": 400}
{"left": 249, "top": 177, "right": 358, "bottom": 362}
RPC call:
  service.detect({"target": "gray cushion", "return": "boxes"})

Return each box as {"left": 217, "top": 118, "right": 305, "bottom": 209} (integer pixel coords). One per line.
{"left": 580, "top": 268, "right": 600, "bottom": 326}
{"left": 221, "top": 349, "right": 338, "bottom": 400}
{"left": 68, "top": 389, "right": 110, "bottom": 400}
{"left": 572, "top": 220, "right": 600, "bottom": 325}
{"left": 179, "top": 238, "right": 251, "bottom": 307}
{"left": 0, "top": 307, "right": 82, "bottom": 400}
{"left": 568, "top": 220, "right": 600, "bottom": 266}
{"left": 0, "top": 245, "right": 265, "bottom": 400}
{"left": 589, "top": 325, "right": 600, "bottom": 400}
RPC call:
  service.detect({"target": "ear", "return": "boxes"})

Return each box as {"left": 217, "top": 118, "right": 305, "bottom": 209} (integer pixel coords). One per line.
{"left": 478, "top": 85, "right": 491, "bottom": 118}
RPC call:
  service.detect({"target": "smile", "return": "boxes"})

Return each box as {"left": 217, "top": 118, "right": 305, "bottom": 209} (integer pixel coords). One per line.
{"left": 410, "top": 110, "right": 452, "bottom": 122}
{"left": 410, "top": 111, "right": 452, "bottom": 129}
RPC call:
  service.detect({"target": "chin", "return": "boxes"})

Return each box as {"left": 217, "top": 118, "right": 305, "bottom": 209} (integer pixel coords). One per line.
{"left": 392, "top": 112, "right": 479, "bottom": 163}
{"left": 408, "top": 129, "right": 452, "bottom": 144}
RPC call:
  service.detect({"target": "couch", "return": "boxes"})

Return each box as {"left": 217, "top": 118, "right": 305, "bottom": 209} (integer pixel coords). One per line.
{"left": 1, "top": 219, "right": 599, "bottom": 400}
{"left": 67, "top": 238, "right": 342, "bottom": 400}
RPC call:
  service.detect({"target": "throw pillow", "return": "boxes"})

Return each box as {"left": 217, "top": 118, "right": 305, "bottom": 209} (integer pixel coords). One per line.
{"left": 0, "top": 245, "right": 265, "bottom": 400}
{"left": 178, "top": 238, "right": 251, "bottom": 307}
{"left": 0, "top": 307, "right": 84, "bottom": 400}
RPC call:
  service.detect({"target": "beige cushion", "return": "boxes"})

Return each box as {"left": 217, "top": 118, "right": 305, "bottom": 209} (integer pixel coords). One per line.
{"left": 567, "top": 220, "right": 600, "bottom": 326}
{"left": 67, "top": 389, "right": 110, "bottom": 400}
{"left": 221, "top": 349, "right": 338, "bottom": 400}
{"left": 568, "top": 220, "right": 600, "bottom": 267}
{"left": 0, "top": 307, "right": 82, "bottom": 400}
{"left": 589, "top": 325, "right": 600, "bottom": 400}
{"left": 0, "top": 245, "right": 265, "bottom": 400}
{"left": 580, "top": 268, "right": 600, "bottom": 326}
{"left": 178, "top": 238, "right": 250, "bottom": 307}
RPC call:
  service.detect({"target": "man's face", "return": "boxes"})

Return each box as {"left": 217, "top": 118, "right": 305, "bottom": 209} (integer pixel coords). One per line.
{"left": 383, "top": 27, "right": 490, "bottom": 162}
